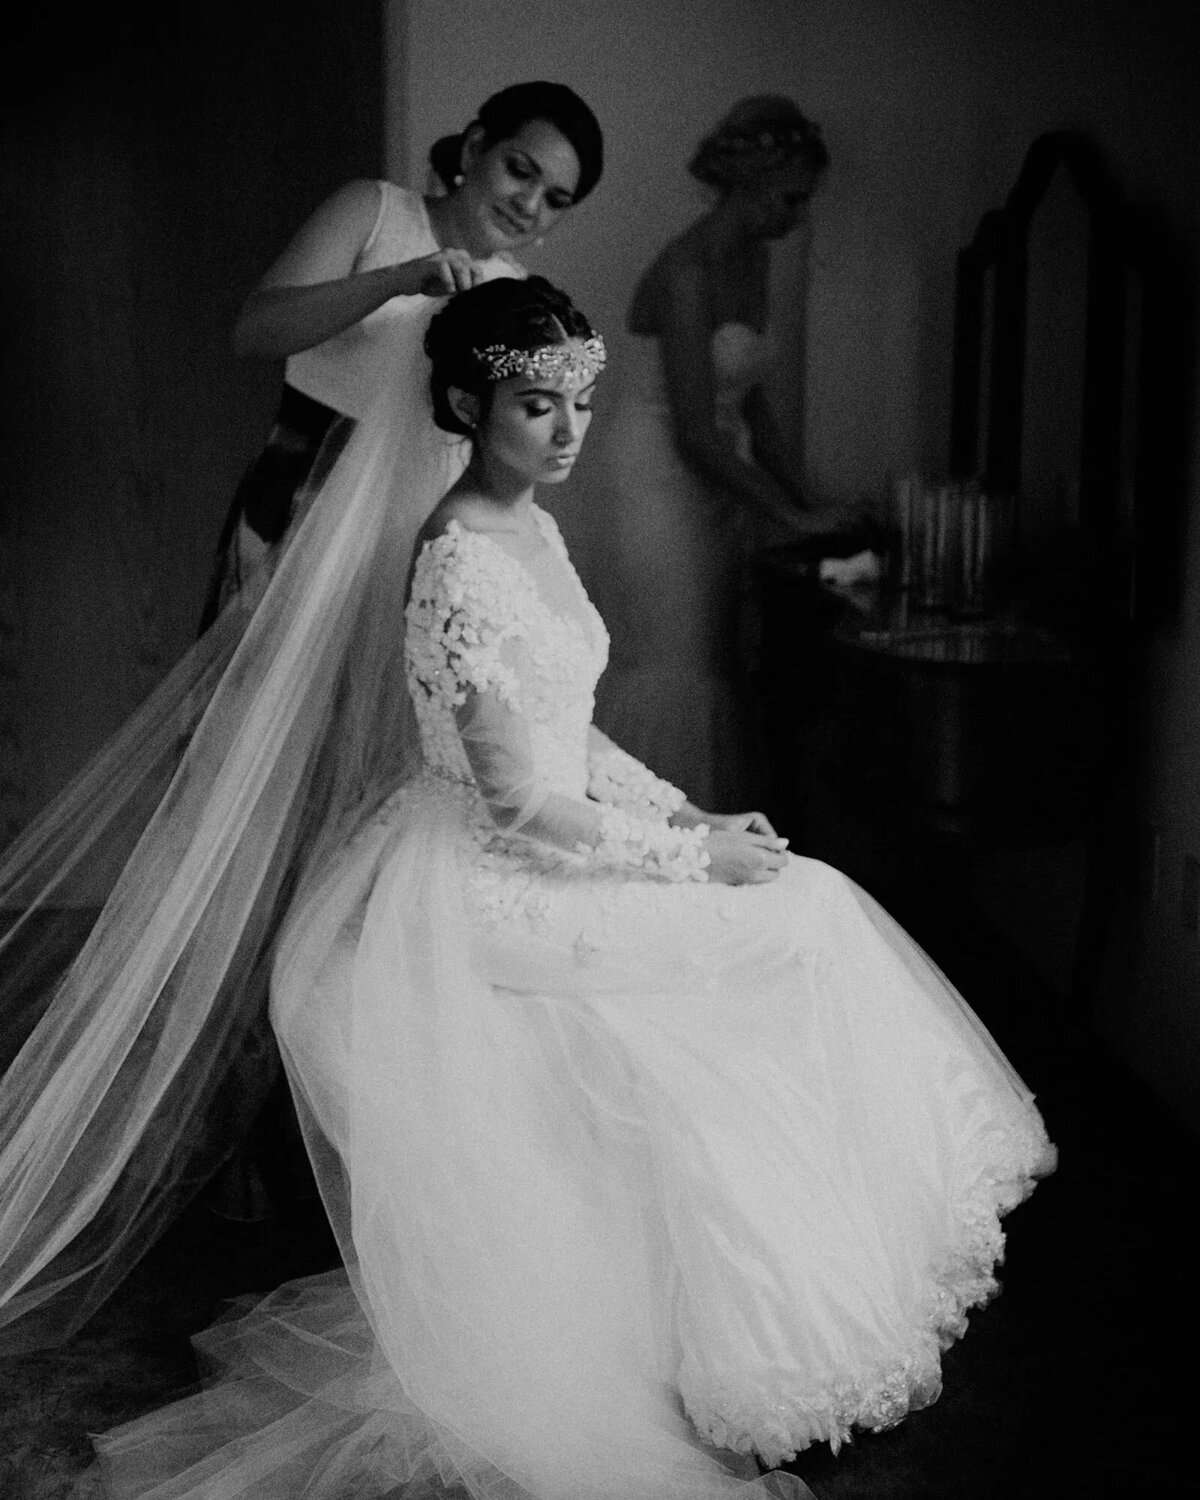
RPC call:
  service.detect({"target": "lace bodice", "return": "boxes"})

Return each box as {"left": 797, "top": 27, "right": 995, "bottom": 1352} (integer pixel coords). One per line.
{"left": 404, "top": 511, "right": 705, "bottom": 878}
{"left": 405, "top": 510, "right": 608, "bottom": 804}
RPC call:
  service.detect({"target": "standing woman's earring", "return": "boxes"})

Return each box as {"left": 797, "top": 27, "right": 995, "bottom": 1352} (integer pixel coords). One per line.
{"left": 453, "top": 173, "right": 464, "bottom": 188}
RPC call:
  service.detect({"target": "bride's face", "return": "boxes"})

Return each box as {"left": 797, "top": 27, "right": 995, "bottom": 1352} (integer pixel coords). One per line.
{"left": 478, "top": 356, "right": 596, "bottom": 486}
{"left": 458, "top": 121, "right": 582, "bottom": 255}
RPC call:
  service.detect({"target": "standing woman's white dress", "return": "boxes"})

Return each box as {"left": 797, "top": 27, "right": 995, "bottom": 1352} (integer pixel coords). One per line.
{"left": 98, "top": 502, "right": 1054, "bottom": 1499}
{"left": 594, "top": 323, "right": 773, "bottom": 811}
{"left": 205, "top": 182, "right": 521, "bottom": 622}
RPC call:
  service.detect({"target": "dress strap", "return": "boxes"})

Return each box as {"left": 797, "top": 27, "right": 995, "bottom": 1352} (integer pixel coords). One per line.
{"left": 358, "top": 179, "right": 395, "bottom": 262}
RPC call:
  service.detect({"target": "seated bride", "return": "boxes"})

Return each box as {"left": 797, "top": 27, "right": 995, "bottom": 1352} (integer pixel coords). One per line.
{"left": 1, "top": 275, "right": 1054, "bottom": 1500}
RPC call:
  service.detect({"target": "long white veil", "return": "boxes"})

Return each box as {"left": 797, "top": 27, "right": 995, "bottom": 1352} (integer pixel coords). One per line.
{"left": 0, "top": 331, "right": 461, "bottom": 1352}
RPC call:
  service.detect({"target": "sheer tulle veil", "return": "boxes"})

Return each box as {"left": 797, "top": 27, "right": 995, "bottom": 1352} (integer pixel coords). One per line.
{"left": 0, "top": 333, "right": 461, "bottom": 1352}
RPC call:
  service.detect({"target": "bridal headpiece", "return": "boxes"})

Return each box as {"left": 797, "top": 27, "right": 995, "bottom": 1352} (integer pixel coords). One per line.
{"left": 689, "top": 94, "right": 828, "bottom": 188}
{"left": 471, "top": 334, "right": 607, "bottom": 385}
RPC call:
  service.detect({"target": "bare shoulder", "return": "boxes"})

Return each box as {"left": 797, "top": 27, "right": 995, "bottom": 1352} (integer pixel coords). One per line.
{"left": 414, "top": 495, "right": 459, "bottom": 550}
{"left": 258, "top": 178, "right": 387, "bottom": 288}
{"left": 306, "top": 178, "right": 391, "bottom": 250}
{"left": 416, "top": 491, "right": 490, "bottom": 548}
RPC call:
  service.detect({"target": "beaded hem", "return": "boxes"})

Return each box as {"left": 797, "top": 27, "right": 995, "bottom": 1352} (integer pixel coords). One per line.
{"left": 680, "top": 1113, "right": 1056, "bottom": 1464}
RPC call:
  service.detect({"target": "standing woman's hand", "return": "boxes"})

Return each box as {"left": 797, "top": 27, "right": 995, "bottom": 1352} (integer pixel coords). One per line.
{"left": 396, "top": 248, "right": 494, "bottom": 299}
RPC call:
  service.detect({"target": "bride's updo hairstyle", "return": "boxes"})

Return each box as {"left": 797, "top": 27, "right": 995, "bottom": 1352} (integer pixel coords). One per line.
{"left": 429, "top": 82, "right": 604, "bottom": 201}
{"left": 425, "top": 275, "right": 600, "bottom": 438}
{"left": 689, "top": 94, "right": 828, "bottom": 190}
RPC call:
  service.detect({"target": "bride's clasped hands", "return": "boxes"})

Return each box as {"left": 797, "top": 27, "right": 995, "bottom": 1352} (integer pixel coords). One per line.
{"left": 675, "top": 807, "right": 791, "bottom": 884}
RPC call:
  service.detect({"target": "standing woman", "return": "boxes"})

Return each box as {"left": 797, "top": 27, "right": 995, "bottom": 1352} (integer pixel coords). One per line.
{"left": 194, "top": 81, "right": 603, "bottom": 1219}
{"left": 0, "top": 88, "right": 604, "bottom": 1323}
{"left": 595, "top": 96, "right": 836, "bottom": 813}
{"left": 200, "top": 80, "right": 604, "bottom": 627}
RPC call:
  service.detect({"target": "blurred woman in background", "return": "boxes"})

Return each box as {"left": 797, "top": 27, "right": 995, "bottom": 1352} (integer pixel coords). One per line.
{"left": 595, "top": 96, "right": 845, "bottom": 812}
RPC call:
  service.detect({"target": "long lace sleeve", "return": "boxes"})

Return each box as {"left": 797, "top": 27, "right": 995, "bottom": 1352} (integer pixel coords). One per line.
{"left": 458, "top": 688, "right": 709, "bottom": 881}
{"left": 585, "top": 726, "right": 687, "bottom": 820}
{"left": 405, "top": 528, "right": 709, "bottom": 881}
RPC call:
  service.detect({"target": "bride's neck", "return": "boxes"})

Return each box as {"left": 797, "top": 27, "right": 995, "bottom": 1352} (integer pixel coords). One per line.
{"left": 457, "top": 452, "right": 538, "bottom": 527}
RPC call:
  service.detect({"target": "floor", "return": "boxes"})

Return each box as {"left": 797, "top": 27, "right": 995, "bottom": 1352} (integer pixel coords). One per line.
{"left": 1, "top": 820, "right": 1194, "bottom": 1498}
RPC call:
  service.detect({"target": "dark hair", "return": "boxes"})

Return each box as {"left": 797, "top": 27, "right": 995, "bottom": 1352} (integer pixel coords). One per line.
{"left": 425, "top": 276, "right": 599, "bottom": 437}
{"left": 428, "top": 81, "right": 604, "bottom": 202}
{"left": 689, "top": 95, "right": 828, "bottom": 190}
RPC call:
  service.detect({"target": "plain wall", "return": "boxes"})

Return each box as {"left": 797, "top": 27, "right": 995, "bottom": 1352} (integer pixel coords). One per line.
{"left": 390, "top": 0, "right": 971, "bottom": 529}
{"left": 387, "top": 0, "right": 1200, "bottom": 1127}
{"left": 0, "top": 8, "right": 384, "bottom": 842}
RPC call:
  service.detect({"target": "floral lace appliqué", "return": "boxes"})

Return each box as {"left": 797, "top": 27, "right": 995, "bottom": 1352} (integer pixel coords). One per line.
{"left": 678, "top": 1109, "right": 1056, "bottom": 1465}
{"left": 406, "top": 517, "right": 707, "bottom": 884}
{"left": 587, "top": 742, "right": 686, "bottom": 821}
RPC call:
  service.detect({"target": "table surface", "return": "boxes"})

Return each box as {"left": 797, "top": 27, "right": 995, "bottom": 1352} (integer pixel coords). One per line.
{"left": 753, "top": 543, "right": 1078, "bottom": 671}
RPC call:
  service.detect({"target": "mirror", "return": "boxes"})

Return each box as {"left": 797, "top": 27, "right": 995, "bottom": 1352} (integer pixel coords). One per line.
{"left": 948, "top": 130, "right": 1189, "bottom": 641}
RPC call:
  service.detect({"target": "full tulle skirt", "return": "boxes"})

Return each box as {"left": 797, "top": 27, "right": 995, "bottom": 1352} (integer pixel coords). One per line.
{"left": 96, "top": 780, "right": 1053, "bottom": 1498}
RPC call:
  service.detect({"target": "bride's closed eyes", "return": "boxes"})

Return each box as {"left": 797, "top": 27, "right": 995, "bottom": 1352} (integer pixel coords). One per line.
{"left": 521, "top": 396, "right": 594, "bottom": 419}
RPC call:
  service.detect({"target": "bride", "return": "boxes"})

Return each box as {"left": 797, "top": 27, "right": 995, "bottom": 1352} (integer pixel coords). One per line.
{"left": 1, "top": 276, "right": 1053, "bottom": 1499}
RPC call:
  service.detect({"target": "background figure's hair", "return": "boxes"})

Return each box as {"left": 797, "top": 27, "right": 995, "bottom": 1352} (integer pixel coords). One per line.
{"left": 424, "top": 276, "right": 598, "bottom": 436}
{"left": 689, "top": 94, "right": 829, "bottom": 189}
{"left": 427, "top": 81, "right": 604, "bottom": 201}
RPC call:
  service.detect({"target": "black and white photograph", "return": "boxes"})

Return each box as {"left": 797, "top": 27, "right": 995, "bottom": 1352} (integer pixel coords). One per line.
{"left": 2, "top": 3, "right": 1198, "bottom": 1496}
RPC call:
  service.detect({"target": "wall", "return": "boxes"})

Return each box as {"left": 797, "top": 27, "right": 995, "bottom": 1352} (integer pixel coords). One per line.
{"left": 0, "top": 6, "right": 384, "bottom": 836}
{"left": 389, "top": 0, "right": 1200, "bottom": 1127}
{"left": 390, "top": 0, "right": 977, "bottom": 537}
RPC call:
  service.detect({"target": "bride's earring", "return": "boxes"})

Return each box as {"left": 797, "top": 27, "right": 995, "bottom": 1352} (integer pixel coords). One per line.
{"left": 535, "top": 236, "right": 545, "bottom": 248}
{"left": 452, "top": 173, "right": 464, "bottom": 188}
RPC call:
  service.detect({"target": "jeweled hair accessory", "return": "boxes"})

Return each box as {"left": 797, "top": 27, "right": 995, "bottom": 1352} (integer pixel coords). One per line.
{"left": 689, "top": 95, "right": 827, "bottom": 188}
{"left": 726, "top": 124, "right": 818, "bottom": 154}
{"left": 471, "top": 334, "right": 607, "bottom": 384}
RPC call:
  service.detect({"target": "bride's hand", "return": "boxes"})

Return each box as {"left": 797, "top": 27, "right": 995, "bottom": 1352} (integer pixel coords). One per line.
{"left": 705, "top": 809, "right": 779, "bottom": 839}
{"left": 703, "top": 829, "right": 788, "bottom": 885}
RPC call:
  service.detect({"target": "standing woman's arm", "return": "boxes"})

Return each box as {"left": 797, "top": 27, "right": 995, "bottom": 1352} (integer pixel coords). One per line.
{"left": 741, "top": 380, "right": 880, "bottom": 538}
{"left": 233, "top": 180, "right": 488, "bottom": 359}
{"left": 736, "top": 239, "right": 808, "bottom": 502}
{"left": 741, "top": 384, "right": 806, "bottom": 503}
{"left": 655, "top": 258, "right": 812, "bottom": 539}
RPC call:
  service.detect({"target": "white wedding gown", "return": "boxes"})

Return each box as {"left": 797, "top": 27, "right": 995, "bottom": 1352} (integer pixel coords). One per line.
{"left": 97, "top": 507, "right": 1054, "bottom": 1500}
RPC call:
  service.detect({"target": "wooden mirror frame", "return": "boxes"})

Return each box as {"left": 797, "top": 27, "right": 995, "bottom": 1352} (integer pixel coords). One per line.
{"left": 948, "top": 129, "right": 1192, "bottom": 644}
